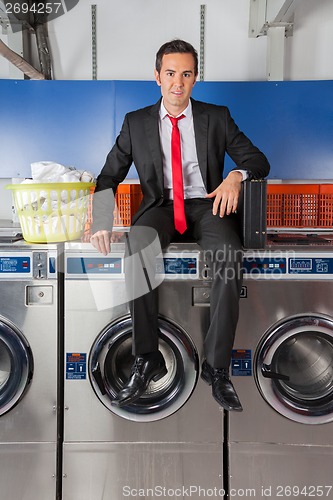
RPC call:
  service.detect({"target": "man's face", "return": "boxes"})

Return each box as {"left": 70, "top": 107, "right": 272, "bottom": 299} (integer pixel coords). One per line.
{"left": 154, "top": 52, "right": 197, "bottom": 116}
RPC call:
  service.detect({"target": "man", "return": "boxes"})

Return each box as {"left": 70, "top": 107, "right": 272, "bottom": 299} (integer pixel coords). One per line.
{"left": 91, "top": 39, "right": 270, "bottom": 411}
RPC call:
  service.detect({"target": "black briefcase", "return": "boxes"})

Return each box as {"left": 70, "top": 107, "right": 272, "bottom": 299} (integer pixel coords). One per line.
{"left": 239, "top": 179, "right": 267, "bottom": 249}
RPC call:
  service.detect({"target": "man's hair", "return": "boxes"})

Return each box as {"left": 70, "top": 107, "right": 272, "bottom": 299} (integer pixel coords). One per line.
{"left": 155, "top": 39, "right": 198, "bottom": 76}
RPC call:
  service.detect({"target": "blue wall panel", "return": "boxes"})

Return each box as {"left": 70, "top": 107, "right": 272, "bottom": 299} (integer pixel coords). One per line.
{"left": 1, "top": 80, "right": 115, "bottom": 177}
{"left": 1, "top": 79, "right": 332, "bottom": 180}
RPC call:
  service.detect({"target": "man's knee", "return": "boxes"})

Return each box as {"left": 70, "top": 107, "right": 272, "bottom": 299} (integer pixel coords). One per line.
{"left": 204, "top": 240, "right": 243, "bottom": 264}
{"left": 125, "top": 225, "right": 161, "bottom": 257}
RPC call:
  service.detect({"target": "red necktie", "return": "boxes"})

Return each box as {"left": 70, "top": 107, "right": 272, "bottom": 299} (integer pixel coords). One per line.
{"left": 168, "top": 115, "right": 187, "bottom": 234}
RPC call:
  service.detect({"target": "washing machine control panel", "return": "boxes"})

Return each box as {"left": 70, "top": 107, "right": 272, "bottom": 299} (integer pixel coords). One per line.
{"left": 243, "top": 256, "right": 287, "bottom": 275}
{"left": 243, "top": 251, "right": 333, "bottom": 279}
{"left": 66, "top": 256, "right": 123, "bottom": 275}
{"left": 156, "top": 252, "right": 200, "bottom": 279}
{"left": 288, "top": 256, "right": 333, "bottom": 275}
{"left": 0, "top": 256, "right": 30, "bottom": 274}
{"left": 65, "top": 251, "right": 201, "bottom": 280}
{"left": 0, "top": 251, "right": 56, "bottom": 278}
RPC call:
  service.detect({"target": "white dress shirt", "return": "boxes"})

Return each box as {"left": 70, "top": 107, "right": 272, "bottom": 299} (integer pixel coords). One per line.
{"left": 159, "top": 100, "right": 247, "bottom": 200}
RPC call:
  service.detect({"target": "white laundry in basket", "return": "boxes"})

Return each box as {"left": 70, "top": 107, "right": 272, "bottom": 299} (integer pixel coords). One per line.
{"left": 17, "top": 162, "right": 95, "bottom": 210}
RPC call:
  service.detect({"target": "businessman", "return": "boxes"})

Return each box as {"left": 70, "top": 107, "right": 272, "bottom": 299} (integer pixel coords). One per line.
{"left": 91, "top": 39, "right": 270, "bottom": 411}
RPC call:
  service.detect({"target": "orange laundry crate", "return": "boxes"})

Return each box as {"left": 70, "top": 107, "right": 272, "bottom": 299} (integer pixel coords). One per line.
{"left": 85, "top": 183, "right": 143, "bottom": 236}
{"left": 267, "top": 184, "right": 333, "bottom": 228}
{"left": 319, "top": 185, "right": 333, "bottom": 228}
{"left": 113, "top": 184, "right": 143, "bottom": 226}
{"left": 83, "top": 185, "right": 96, "bottom": 239}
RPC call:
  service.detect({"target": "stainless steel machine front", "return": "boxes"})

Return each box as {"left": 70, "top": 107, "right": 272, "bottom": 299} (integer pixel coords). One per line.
{"left": 229, "top": 243, "right": 333, "bottom": 498}
{"left": 63, "top": 242, "right": 224, "bottom": 500}
{"left": 0, "top": 241, "right": 59, "bottom": 500}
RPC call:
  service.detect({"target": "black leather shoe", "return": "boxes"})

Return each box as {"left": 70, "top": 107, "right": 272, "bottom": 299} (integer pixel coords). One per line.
{"left": 111, "top": 351, "right": 167, "bottom": 407}
{"left": 201, "top": 360, "right": 243, "bottom": 412}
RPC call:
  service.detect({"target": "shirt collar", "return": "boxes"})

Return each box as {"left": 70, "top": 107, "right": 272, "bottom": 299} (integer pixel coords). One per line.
{"left": 160, "top": 99, "right": 192, "bottom": 120}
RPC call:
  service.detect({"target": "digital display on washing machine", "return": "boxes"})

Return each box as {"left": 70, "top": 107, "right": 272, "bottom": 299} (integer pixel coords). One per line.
{"left": 156, "top": 257, "right": 198, "bottom": 275}
{"left": 0, "top": 256, "right": 30, "bottom": 273}
{"left": 289, "top": 257, "right": 333, "bottom": 275}
{"left": 67, "top": 257, "right": 123, "bottom": 275}
{"left": 289, "top": 258, "right": 312, "bottom": 271}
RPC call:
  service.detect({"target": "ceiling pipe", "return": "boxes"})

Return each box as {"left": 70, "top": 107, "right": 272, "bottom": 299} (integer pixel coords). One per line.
{"left": 34, "top": 22, "right": 52, "bottom": 79}
{"left": 0, "top": 38, "right": 45, "bottom": 79}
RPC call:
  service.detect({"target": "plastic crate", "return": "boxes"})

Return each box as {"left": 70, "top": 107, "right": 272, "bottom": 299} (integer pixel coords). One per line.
{"left": 267, "top": 184, "right": 333, "bottom": 228}
{"left": 83, "top": 183, "right": 143, "bottom": 239}
{"left": 7, "top": 182, "right": 95, "bottom": 243}
{"left": 319, "top": 185, "right": 333, "bottom": 228}
{"left": 113, "top": 183, "right": 143, "bottom": 226}
{"left": 86, "top": 182, "right": 333, "bottom": 233}
{"left": 82, "top": 184, "right": 96, "bottom": 241}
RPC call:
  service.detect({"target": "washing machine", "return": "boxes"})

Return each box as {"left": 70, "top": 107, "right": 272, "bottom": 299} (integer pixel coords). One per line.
{"left": 62, "top": 241, "right": 225, "bottom": 500}
{"left": 228, "top": 233, "right": 333, "bottom": 498}
{"left": 0, "top": 237, "right": 60, "bottom": 500}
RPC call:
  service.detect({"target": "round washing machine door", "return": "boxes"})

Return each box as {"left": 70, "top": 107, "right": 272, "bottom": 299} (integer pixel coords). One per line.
{"left": 255, "top": 314, "right": 333, "bottom": 424}
{"left": 0, "top": 316, "right": 33, "bottom": 416}
{"left": 89, "top": 315, "right": 199, "bottom": 422}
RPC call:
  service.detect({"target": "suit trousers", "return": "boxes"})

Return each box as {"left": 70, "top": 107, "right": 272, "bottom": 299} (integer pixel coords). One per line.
{"left": 124, "top": 198, "right": 243, "bottom": 369}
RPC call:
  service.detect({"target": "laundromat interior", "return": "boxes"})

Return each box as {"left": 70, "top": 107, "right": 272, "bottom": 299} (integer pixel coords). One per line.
{"left": 1, "top": 1, "right": 333, "bottom": 499}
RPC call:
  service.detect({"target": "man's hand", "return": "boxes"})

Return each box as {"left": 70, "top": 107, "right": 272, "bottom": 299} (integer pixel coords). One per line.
{"left": 90, "top": 230, "right": 112, "bottom": 255}
{"left": 205, "top": 171, "right": 243, "bottom": 217}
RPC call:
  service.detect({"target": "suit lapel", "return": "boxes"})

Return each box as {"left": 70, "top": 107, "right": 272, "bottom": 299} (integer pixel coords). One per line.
{"left": 192, "top": 99, "right": 209, "bottom": 190}
{"left": 144, "top": 100, "right": 164, "bottom": 192}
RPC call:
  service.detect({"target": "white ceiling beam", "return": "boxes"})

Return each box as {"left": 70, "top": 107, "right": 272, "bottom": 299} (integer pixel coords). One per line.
{"left": 266, "top": 26, "right": 286, "bottom": 81}
{"left": 249, "top": 0, "right": 267, "bottom": 38}
{"left": 249, "top": 0, "right": 295, "bottom": 81}
{"left": 249, "top": 0, "right": 294, "bottom": 38}
{"left": 275, "top": 0, "right": 295, "bottom": 22}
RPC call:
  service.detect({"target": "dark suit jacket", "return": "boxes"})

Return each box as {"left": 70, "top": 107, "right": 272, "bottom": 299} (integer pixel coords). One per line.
{"left": 92, "top": 98, "right": 270, "bottom": 232}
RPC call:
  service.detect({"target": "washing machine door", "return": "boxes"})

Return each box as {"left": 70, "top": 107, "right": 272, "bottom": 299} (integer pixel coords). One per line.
{"left": 0, "top": 316, "right": 33, "bottom": 416}
{"left": 255, "top": 314, "right": 333, "bottom": 424}
{"left": 89, "top": 315, "right": 199, "bottom": 422}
